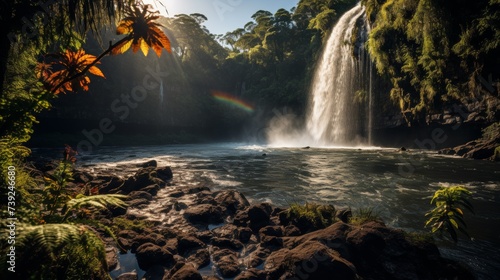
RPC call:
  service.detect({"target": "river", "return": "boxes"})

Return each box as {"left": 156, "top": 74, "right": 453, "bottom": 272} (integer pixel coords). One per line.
{"left": 36, "top": 143, "right": 499, "bottom": 279}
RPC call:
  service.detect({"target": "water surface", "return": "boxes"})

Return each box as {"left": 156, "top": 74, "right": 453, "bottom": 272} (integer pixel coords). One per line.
{"left": 56, "top": 143, "right": 499, "bottom": 279}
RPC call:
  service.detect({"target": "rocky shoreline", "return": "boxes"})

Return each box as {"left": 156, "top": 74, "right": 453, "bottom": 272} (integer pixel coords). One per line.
{"left": 50, "top": 160, "right": 474, "bottom": 280}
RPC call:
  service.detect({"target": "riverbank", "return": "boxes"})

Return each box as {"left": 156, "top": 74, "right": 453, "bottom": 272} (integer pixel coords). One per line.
{"left": 54, "top": 159, "right": 474, "bottom": 280}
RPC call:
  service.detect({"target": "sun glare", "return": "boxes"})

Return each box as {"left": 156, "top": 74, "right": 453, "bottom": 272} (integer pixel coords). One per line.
{"left": 141, "top": 0, "right": 170, "bottom": 16}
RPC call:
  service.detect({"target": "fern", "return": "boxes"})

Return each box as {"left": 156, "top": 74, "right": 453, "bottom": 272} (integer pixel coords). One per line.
{"left": 63, "top": 194, "right": 128, "bottom": 221}
{"left": 17, "top": 224, "right": 85, "bottom": 258}
{"left": 7, "top": 223, "right": 109, "bottom": 279}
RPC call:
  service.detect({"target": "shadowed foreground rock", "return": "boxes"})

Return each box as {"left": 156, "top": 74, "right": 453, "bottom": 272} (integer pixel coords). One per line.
{"left": 75, "top": 164, "right": 474, "bottom": 280}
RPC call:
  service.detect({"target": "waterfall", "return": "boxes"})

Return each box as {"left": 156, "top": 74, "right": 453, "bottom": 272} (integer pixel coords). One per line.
{"left": 305, "top": 4, "right": 371, "bottom": 146}
{"left": 267, "top": 4, "right": 373, "bottom": 147}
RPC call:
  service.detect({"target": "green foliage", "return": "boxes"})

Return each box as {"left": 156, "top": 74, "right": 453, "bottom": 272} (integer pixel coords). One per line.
{"left": 63, "top": 194, "right": 128, "bottom": 221}
{"left": 425, "top": 185, "right": 474, "bottom": 243}
{"left": 365, "top": 0, "right": 499, "bottom": 124}
{"left": 481, "top": 122, "right": 500, "bottom": 140}
{"left": 2, "top": 224, "right": 110, "bottom": 280}
{"left": 111, "top": 217, "right": 155, "bottom": 234}
{"left": 287, "top": 202, "right": 337, "bottom": 229}
{"left": 349, "top": 207, "right": 382, "bottom": 225}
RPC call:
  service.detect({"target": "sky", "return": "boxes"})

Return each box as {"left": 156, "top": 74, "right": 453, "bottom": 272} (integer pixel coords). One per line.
{"left": 143, "top": 0, "right": 300, "bottom": 35}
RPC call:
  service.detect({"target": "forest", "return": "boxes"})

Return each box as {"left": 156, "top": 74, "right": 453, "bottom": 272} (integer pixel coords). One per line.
{"left": 1, "top": 0, "right": 498, "bottom": 147}
{"left": 0, "top": 0, "right": 499, "bottom": 279}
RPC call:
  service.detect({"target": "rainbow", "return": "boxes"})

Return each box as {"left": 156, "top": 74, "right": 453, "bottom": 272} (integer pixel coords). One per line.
{"left": 212, "top": 91, "right": 254, "bottom": 113}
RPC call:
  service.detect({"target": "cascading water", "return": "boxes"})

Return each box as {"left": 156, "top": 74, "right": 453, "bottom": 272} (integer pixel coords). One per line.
{"left": 306, "top": 3, "right": 370, "bottom": 146}
{"left": 267, "top": 4, "right": 373, "bottom": 147}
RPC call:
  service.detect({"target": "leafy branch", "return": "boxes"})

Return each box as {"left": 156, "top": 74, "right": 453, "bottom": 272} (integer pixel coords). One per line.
{"left": 37, "top": 3, "right": 171, "bottom": 95}
{"left": 425, "top": 185, "right": 475, "bottom": 243}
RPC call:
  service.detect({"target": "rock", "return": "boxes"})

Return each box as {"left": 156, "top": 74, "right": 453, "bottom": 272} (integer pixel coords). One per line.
{"left": 259, "top": 226, "right": 283, "bottom": 237}
{"left": 232, "top": 210, "right": 250, "bottom": 227}
{"left": 184, "top": 204, "right": 225, "bottom": 224}
{"left": 212, "top": 224, "right": 239, "bottom": 239}
{"left": 234, "top": 268, "right": 267, "bottom": 280}
{"left": 213, "top": 251, "right": 241, "bottom": 278}
{"left": 211, "top": 237, "right": 244, "bottom": 250}
{"left": 106, "top": 246, "right": 118, "bottom": 271}
{"left": 346, "top": 222, "right": 386, "bottom": 258}
{"left": 129, "top": 191, "right": 153, "bottom": 201}
{"left": 118, "top": 167, "right": 164, "bottom": 194}
{"left": 169, "top": 190, "right": 185, "bottom": 198}
{"left": 265, "top": 241, "right": 356, "bottom": 280}
{"left": 284, "top": 225, "right": 301, "bottom": 237}
{"left": 156, "top": 166, "right": 173, "bottom": 181}
{"left": 127, "top": 198, "right": 150, "bottom": 208}
{"left": 238, "top": 227, "right": 253, "bottom": 243}
{"left": 101, "top": 176, "right": 125, "bottom": 193}
{"left": 464, "top": 141, "right": 498, "bottom": 159}
{"left": 185, "top": 184, "right": 211, "bottom": 194}
{"left": 186, "top": 248, "right": 211, "bottom": 269}
{"left": 336, "top": 208, "right": 352, "bottom": 223}
{"left": 177, "top": 235, "right": 205, "bottom": 255}
{"left": 135, "top": 242, "right": 174, "bottom": 270}
{"left": 138, "top": 160, "right": 157, "bottom": 168}
{"left": 116, "top": 271, "right": 138, "bottom": 280}
{"left": 108, "top": 203, "right": 128, "bottom": 217}
{"left": 168, "top": 263, "right": 203, "bottom": 280}
{"left": 73, "top": 171, "right": 94, "bottom": 184}
{"left": 142, "top": 184, "right": 160, "bottom": 196}
{"left": 213, "top": 190, "right": 250, "bottom": 214}
{"left": 246, "top": 247, "right": 270, "bottom": 268}
{"left": 143, "top": 265, "right": 166, "bottom": 280}
{"left": 248, "top": 203, "right": 273, "bottom": 231}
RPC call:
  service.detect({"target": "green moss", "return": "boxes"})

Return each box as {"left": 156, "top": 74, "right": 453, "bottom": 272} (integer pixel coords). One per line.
{"left": 349, "top": 207, "right": 382, "bottom": 225}
{"left": 482, "top": 122, "right": 500, "bottom": 140}
{"left": 287, "top": 202, "right": 337, "bottom": 229}
{"left": 111, "top": 217, "right": 155, "bottom": 234}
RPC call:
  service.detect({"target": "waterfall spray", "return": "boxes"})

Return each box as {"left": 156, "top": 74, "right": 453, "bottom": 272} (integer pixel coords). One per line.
{"left": 267, "top": 4, "right": 373, "bottom": 147}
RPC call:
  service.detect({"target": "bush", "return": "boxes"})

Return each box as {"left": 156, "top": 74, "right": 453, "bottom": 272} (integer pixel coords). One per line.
{"left": 287, "top": 202, "right": 337, "bottom": 231}
{"left": 425, "top": 185, "right": 474, "bottom": 243}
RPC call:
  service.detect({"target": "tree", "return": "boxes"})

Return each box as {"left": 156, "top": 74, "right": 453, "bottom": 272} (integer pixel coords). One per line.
{"left": 0, "top": 0, "right": 134, "bottom": 92}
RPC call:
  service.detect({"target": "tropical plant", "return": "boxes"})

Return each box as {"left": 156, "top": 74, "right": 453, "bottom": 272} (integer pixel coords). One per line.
{"left": 287, "top": 202, "right": 337, "bottom": 230}
{"left": 349, "top": 207, "right": 382, "bottom": 225}
{"left": 1, "top": 145, "right": 128, "bottom": 278}
{"left": 37, "top": 3, "right": 171, "bottom": 96}
{"left": 425, "top": 185, "right": 474, "bottom": 243}
{"left": 112, "top": 3, "right": 172, "bottom": 57}
{"left": 10, "top": 223, "right": 110, "bottom": 279}
{"left": 36, "top": 49, "right": 106, "bottom": 94}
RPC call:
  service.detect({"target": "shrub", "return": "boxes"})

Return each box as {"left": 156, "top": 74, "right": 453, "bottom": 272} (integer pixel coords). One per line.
{"left": 287, "top": 202, "right": 337, "bottom": 231}
{"left": 425, "top": 185, "right": 474, "bottom": 243}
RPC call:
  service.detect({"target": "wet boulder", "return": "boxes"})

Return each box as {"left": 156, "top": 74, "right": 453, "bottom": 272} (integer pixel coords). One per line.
{"left": 265, "top": 241, "right": 357, "bottom": 280}
{"left": 248, "top": 203, "right": 273, "bottom": 231}
{"left": 184, "top": 204, "right": 225, "bottom": 224}
{"left": 213, "top": 190, "right": 250, "bottom": 214}
{"left": 135, "top": 242, "right": 174, "bottom": 270}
